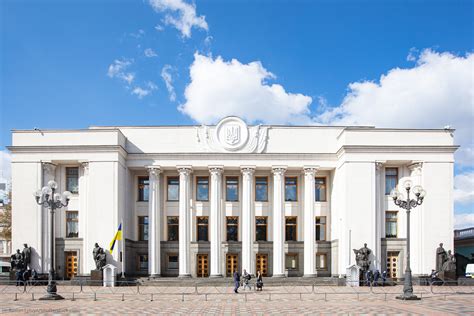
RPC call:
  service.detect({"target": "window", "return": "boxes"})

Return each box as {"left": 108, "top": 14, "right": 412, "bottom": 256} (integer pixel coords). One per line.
{"left": 167, "top": 177, "right": 179, "bottom": 201}
{"left": 385, "top": 168, "right": 398, "bottom": 195}
{"left": 138, "top": 177, "right": 149, "bottom": 201}
{"left": 285, "top": 216, "right": 297, "bottom": 241}
{"left": 167, "top": 216, "right": 179, "bottom": 241}
{"left": 316, "top": 253, "right": 327, "bottom": 270}
{"left": 196, "top": 177, "right": 209, "bottom": 201}
{"left": 138, "top": 254, "right": 148, "bottom": 271}
{"left": 138, "top": 216, "right": 148, "bottom": 241}
{"left": 197, "top": 216, "right": 209, "bottom": 241}
{"left": 226, "top": 177, "right": 239, "bottom": 201}
{"left": 285, "top": 254, "right": 298, "bottom": 270}
{"left": 226, "top": 216, "right": 238, "bottom": 241}
{"left": 315, "top": 178, "right": 327, "bottom": 202}
{"left": 385, "top": 211, "right": 398, "bottom": 238}
{"left": 66, "top": 211, "right": 78, "bottom": 238}
{"left": 316, "top": 216, "right": 326, "bottom": 241}
{"left": 168, "top": 254, "right": 178, "bottom": 269}
{"left": 256, "top": 217, "right": 267, "bottom": 241}
{"left": 255, "top": 177, "right": 268, "bottom": 201}
{"left": 66, "top": 167, "right": 79, "bottom": 194}
{"left": 285, "top": 177, "right": 297, "bottom": 201}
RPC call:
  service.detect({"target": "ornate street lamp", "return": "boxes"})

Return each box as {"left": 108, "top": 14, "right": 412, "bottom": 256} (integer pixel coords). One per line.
{"left": 391, "top": 180, "right": 426, "bottom": 300}
{"left": 34, "top": 180, "right": 71, "bottom": 300}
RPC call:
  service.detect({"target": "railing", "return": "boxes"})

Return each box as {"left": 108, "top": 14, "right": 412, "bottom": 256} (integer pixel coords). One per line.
{"left": 0, "top": 279, "right": 472, "bottom": 302}
{"left": 454, "top": 227, "right": 474, "bottom": 239}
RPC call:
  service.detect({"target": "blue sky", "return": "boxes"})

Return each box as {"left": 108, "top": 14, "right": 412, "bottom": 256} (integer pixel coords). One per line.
{"left": 1, "top": 0, "right": 473, "bottom": 225}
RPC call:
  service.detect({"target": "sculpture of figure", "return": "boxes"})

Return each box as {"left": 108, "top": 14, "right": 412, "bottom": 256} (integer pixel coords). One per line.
{"left": 92, "top": 243, "right": 106, "bottom": 270}
{"left": 11, "top": 249, "right": 24, "bottom": 270}
{"left": 22, "top": 243, "right": 31, "bottom": 269}
{"left": 353, "top": 243, "right": 372, "bottom": 272}
{"left": 436, "top": 243, "right": 447, "bottom": 272}
{"left": 442, "top": 250, "right": 456, "bottom": 272}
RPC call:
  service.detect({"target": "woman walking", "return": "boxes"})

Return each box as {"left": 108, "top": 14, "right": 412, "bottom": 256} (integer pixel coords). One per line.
{"left": 256, "top": 270, "right": 263, "bottom": 291}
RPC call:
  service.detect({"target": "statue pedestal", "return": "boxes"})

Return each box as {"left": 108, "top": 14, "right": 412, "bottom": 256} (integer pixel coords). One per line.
{"left": 90, "top": 270, "right": 103, "bottom": 285}
{"left": 439, "top": 271, "right": 456, "bottom": 282}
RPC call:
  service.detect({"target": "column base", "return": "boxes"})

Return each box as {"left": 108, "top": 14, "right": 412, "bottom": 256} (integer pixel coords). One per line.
{"left": 178, "top": 274, "right": 192, "bottom": 278}
{"left": 303, "top": 274, "right": 317, "bottom": 278}
{"left": 209, "top": 274, "right": 223, "bottom": 278}
{"left": 272, "top": 274, "right": 286, "bottom": 278}
{"left": 39, "top": 293, "right": 65, "bottom": 301}
{"left": 396, "top": 294, "right": 421, "bottom": 301}
{"left": 149, "top": 274, "right": 161, "bottom": 279}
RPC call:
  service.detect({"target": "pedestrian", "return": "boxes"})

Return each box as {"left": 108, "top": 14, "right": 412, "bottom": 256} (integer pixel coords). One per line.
{"left": 381, "top": 270, "right": 387, "bottom": 286}
{"left": 242, "top": 269, "right": 252, "bottom": 290}
{"left": 15, "top": 269, "right": 24, "bottom": 286}
{"left": 233, "top": 270, "right": 240, "bottom": 293}
{"left": 256, "top": 270, "right": 263, "bottom": 291}
{"left": 373, "top": 270, "right": 380, "bottom": 286}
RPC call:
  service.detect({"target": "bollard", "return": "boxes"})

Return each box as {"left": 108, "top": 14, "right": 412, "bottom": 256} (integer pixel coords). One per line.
{"left": 269, "top": 293, "right": 271, "bottom": 301}
{"left": 420, "top": 292, "right": 423, "bottom": 299}
{"left": 94, "top": 292, "right": 97, "bottom": 301}
{"left": 205, "top": 293, "right": 207, "bottom": 301}
{"left": 181, "top": 293, "right": 184, "bottom": 302}
{"left": 80, "top": 283, "right": 83, "bottom": 293}
{"left": 14, "top": 293, "right": 18, "bottom": 301}
{"left": 72, "top": 292, "right": 75, "bottom": 301}
{"left": 299, "top": 293, "right": 302, "bottom": 301}
{"left": 244, "top": 293, "right": 247, "bottom": 302}
{"left": 324, "top": 293, "right": 327, "bottom": 302}
{"left": 31, "top": 293, "right": 35, "bottom": 301}
{"left": 137, "top": 283, "right": 140, "bottom": 294}
{"left": 150, "top": 294, "right": 153, "bottom": 302}
{"left": 312, "top": 284, "right": 315, "bottom": 293}
{"left": 195, "top": 284, "right": 198, "bottom": 294}
{"left": 384, "top": 293, "right": 387, "bottom": 301}
{"left": 122, "top": 293, "right": 124, "bottom": 301}
{"left": 357, "top": 293, "right": 360, "bottom": 301}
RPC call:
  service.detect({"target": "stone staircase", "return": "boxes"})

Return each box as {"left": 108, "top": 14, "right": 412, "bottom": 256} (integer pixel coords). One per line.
{"left": 137, "top": 276, "right": 344, "bottom": 286}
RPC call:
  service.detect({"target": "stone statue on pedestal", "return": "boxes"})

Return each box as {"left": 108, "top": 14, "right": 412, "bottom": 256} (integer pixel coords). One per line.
{"left": 442, "top": 250, "right": 456, "bottom": 272}
{"left": 22, "top": 243, "right": 31, "bottom": 269}
{"left": 10, "top": 249, "right": 24, "bottom": 270}
{"left": 92, "top": 243, "right": 107, "bottom": 270}
{"left": 353, "top": 243, "right": 372, "bottom": 272}
{"left": 436, "top": 243, "right": 447, "bottom": 272}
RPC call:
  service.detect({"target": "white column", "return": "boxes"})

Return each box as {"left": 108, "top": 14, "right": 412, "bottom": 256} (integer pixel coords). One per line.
{"left": 177, "top": 166, "right": 192, "bottom": 277}
{"left": 41, "top": 162, "right": 56, "bottom": 274}
{"left": 374, "top": 162, "right": 384, "bottom": 271}
{"left": 209, "top": 166, "right": 224, "bottom": 277}
{"left": 303, "top": 166, "right": 318, "bottom": 277}
{"left": 272, "top": 166, "right": 287, "bottom": 277}
{"left": 408, "top": 162, "right": 423, "bottom": 275}
{"left": 79, "top": 161, "right": 89, "bottom": 274}
{"left": 241, "top": 166, "right": 255, "bottom": 275}
{"left": 148, "top": 166, "right": 162, "bottom": 277}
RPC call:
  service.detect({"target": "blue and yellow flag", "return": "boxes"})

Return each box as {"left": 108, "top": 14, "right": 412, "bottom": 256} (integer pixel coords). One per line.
{"left": 109, "top": 223, "right": 122, "bottom": 253}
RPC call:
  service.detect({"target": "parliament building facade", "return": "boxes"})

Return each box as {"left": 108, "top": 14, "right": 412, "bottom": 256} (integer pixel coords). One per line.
{"left": 9, "top": 117, "right": 457, "bottom": 279}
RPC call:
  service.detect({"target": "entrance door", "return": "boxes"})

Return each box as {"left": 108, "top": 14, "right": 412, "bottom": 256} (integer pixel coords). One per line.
{"left": 197, "top": 254, "right": 209, "bottom": 277}
{"left": 65, "top": 251, "right": 78, "bottom": 280}
{"left": 226, "top": 254, "right": 238, "bottom": 277}
{"left": 386, "top": 251, "right": 399, "bottom": 279}
{"left": 256, "top": 254, "right": 268, "bottom": 277}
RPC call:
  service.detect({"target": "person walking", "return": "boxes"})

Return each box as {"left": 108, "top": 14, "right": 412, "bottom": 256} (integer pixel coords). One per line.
{"left": 233, "top": 270, "right": 240, "bottom": 293}
{"left": 256, "top": 270, "right": 263, "bottom": 291}
{"left": 242, "top": 269, "right": 252, "bottom": 291}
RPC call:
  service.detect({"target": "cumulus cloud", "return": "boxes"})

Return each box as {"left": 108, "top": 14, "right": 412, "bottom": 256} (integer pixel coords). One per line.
{"left": 0, "top": 150, "right": 11, "bottom": 181}
{"left": 454, "top": 171, "right": 474, "bottom": 204}
{"left": 315, "top": 50, "right": 474, "bottom": 166}
{"left": 144, "top": 48, "right": 158, "bottom": 58}
{"left": 107, "top": 58, "right": 135, "bottom": 85}
{"left": 454, "top": 213, "right": 474, "bottom": 230}
{"left": 149, "top": 0, "right": 208, "bottom": 38}
{"left": 131, "top": 81, "right": 158, "bottom": 99}
{"left": 161, "top": 65, "right": 177, "bottom": 102}
{"left": 179, "top": 53, "right": 313, "bottom": 124}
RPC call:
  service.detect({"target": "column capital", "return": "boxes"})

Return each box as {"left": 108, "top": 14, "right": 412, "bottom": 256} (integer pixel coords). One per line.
{"left": 408, "top": 162, "right": 423, "bottom": 176}
{"left": 375, "top": 161, "right": 386, "bottom": 170}
{"left": 177, "top": 166, "right": 193, "bottom": 176}
{"left": 241, "top": 165, "right": 256, "bottom": 175}
{"left": 147, "top": 166, "right": 162, "bottom": 176}
{"left": 303, "top": 165, "right": 319, "bottom": 176}
{"left": 209, "top": 165, "right": 224, "bottom": 175}
{"left": 42, "top": 162, "right": 57, "bottom": 176}
{"left": 272, "top": 166, "right": 287, "bottom": 176}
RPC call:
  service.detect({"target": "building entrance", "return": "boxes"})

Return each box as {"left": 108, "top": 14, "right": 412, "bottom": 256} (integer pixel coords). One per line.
{"left": 226, "top": 254, "right": 238, "bottom": 276}
{"left": 196, "top": 254, "right": 209, "bottom": 277}
{"left": 65, "top": 251, "right": 78, "bottom": 280}
{"left": 386, "top": 251, "right": 399, "bottom": 279}
{"left": 256, "top": 253, "right": 268, "bottom": 276}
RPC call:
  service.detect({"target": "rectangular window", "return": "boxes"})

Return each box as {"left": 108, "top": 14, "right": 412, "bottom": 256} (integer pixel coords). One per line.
{"left": 255, "top": 177, "right": 268, "bottom": 201}
{"left": 256, "top": 216, "right": 268, "bottom": 241}
{"left": 66, "top": 211, "right": 79, "bottom": 238}
{"left": 197, "top": 216, "right": 209, "bottom": 241}
{"left": 66, "top": 167, "right": 79, "bottom": 194}
{"left": 226, "top": 216, "right": 238, "bottom": 241}
{"left": 316, "top": 253, "right": 327, "bottom": 270}
{"left": 138, "top": 216, "right": 148, "bottom": 241}
{"left": 385, "top": 211, "right": 398, "bottom": 238}
{"left": 168, "top": 254, "right": 178, "bottom": 270}
{"left": 285, "top": 177, "right": 297, "bottom": 201}
{"left": 285, "top": 216, "right": 297, "bottom": 241}
{"left": 285, "top": 254, "right": 298, "bottom": 270}
{"left": 138, "top": 177, "right": 149, "bottom": 201}
{"left": 315, "top": 177, "right": 327, "bottom": 202}
{"left": 138, "top": 254, "right": 148, "bottom": 271}
{"left": 167, "top": 177, "right": 179, "bottom": 201}
{"left": 385, "top": 168, "right": 398, "bottom": 195}
{"left": 226, "top": 177, "right": 239, "bottom": 201}
{"left": 316, "top": 216, "right": 326, "bottom": 241}
{"left": 196, "top": 177, "right": 209, "bottom": 201}
{"left": 167, "top": 216, "right": 179, "bottom": 241}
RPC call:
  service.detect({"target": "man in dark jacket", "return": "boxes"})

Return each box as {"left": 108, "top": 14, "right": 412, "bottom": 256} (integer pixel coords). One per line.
{"left": 233, "top": 270, "right": 240, "bottom": 293}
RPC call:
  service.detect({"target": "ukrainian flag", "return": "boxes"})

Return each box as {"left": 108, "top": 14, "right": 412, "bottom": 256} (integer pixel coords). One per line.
{"left": 109, "top": 223, "right": 122, "bottom": 253}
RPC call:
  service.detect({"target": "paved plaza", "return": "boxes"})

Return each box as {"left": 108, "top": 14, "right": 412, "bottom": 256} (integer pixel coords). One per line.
{"left": 0, "top": 285, "right": 473, "bottom": 315}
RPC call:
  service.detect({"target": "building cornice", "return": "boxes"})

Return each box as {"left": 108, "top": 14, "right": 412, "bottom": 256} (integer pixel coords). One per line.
{"left": 336, "top": 145, "right": 459, "bottom": 157}
{"left": 7, "top": 145, "right": 128, "bottom": 157}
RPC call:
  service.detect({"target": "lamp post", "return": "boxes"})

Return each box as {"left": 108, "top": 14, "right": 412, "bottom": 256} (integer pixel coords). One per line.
{"left": 34, "top": 180, "right": 71, "bottom": 300}
{"left": 391, "top": 180, "right": 426, "bottom": 300}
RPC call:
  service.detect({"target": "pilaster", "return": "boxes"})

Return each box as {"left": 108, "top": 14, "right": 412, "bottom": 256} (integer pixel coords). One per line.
{"left": 209, "top": 166, "right": 223, "bottom": 277}
{"left": 272, "top": 166, "right": 287, "bottom": 277}
{"left": 177, "top": 166, "right": 192, "bottom": 277}
{"left": 148, "top": 166, "right": 162, "bottom": 277}
{"left": 241, "top": 166, "right": 255, "bottom": 275}
{"left": 303, "top": 166, "right": 318, "bottom": 277}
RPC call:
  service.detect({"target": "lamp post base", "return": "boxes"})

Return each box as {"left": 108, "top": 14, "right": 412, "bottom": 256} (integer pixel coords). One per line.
{"left": 39, "top": 293, "right": 65, "bottom": 300}
{"left": 396, "top": 294, "right": 421, "bottom": 301}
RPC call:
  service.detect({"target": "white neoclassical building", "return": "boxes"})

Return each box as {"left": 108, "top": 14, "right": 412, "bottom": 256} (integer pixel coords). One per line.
{"left": 9, "top": 117, "right": 457, "bottom": 279}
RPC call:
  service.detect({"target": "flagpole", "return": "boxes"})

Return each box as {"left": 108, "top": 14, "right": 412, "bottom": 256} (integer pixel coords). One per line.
{"left": 121, "top": 218, "right": 125, "bottom": 279}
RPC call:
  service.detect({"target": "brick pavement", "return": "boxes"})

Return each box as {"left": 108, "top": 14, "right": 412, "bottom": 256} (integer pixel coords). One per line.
{"left": 0, "top": 285, "right": 473, "bottom": 315}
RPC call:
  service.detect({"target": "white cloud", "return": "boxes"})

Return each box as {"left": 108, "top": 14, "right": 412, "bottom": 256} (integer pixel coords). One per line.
{"left": 315, "top": 50, "right": 474, "bottom": 166}
{"left": 454, "top": 213, "right": 474, "bottom": 229}
{"left": 454, "top": 171, "right": 474, "bottom": 204}
{"left": 0, "top": 150, "right": 11, "bottom": 181}
{"left": 179, "top": 53, "right": 313, "bottom": 124}
{"left": 149, "top": 0, "right": 208, "bottom": 38}
{"left": 155, "top": 24, "right": 165, "bottom": 31}
{"left": 161, "top": 64, "right": 177, "bottom": 102}
{"left": 144, "top": 48, "right": 158, "bottom": 58}
{"left": 131, "top": 81, "right": 158, "bottom": 99}
{"left": 107, "top": 58, "right": 135, "bottom": 85}
{"left": 130, "top": 29, "right": 145, "bottom": 39}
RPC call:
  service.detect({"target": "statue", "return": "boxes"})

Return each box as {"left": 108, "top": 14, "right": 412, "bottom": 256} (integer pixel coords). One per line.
{"left": 436, "top": 243, "right": 447, "bottom": 272}
{"left": 442, "top": 250, "right": 456, "bottom": 272}
{"left": 353, "top": 243, "right": 372, "bottom": 272}
{"left": 22, "top": 243, "right": 31, "bottom": 269}
{"left": 92, "top": 243, "right": 106, "bottom": 270}
{"left": 10, "top": 249, "right": 24, "bottom": 270}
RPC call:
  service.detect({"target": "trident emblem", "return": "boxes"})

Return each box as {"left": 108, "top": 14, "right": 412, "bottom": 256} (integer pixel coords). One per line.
{"left": 225, "top": 125, "right": 240, "bottom": 145}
